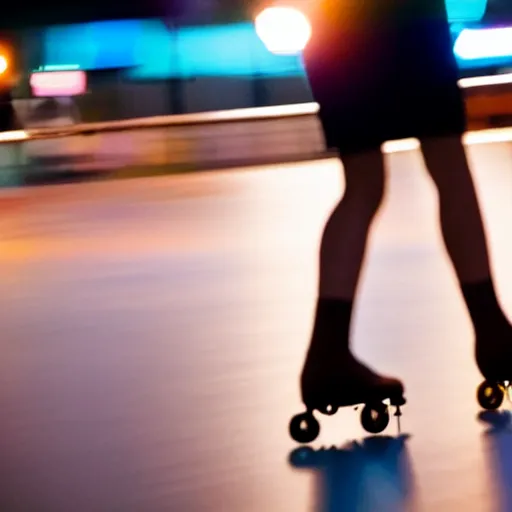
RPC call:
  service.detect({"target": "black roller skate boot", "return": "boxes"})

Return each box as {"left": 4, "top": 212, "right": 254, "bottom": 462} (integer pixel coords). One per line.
{"left": 463, "top": 280, "right": 512, "bottom": 411}
{"left": 289, "top": 298, "right": 406, "bottom": 444}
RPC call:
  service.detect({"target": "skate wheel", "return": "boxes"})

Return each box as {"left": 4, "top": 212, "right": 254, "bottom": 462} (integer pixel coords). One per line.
{"left": 360, "top": 402, "right": 390, "bottom": 434}
{"left": 477, "top": 381, "right": 504, "bottom": 411}
{"left": 289, "top": 412, "right": 320, "bottom": 443}
{"left": 318, "top": 403, "right": 338, "bottom": 416}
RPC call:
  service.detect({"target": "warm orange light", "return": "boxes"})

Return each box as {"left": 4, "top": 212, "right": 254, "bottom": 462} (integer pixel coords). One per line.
{"left": 0, "top": 41, "right": 14, "bottom": 82}
{"left": 0, "top": 55, "right": 8, "bottom": 75}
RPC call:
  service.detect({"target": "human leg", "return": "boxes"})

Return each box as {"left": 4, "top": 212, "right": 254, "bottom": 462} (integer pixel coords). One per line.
{"left": 301, "top": 149, "right": 404, "bottom": 410}
{"left": 422, "top": 135, "right": 512, "bottom": 380}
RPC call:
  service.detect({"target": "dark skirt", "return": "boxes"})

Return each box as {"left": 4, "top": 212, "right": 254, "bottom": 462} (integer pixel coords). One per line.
{"left": 302, "top": 2, "right": 467, "bottom": 154}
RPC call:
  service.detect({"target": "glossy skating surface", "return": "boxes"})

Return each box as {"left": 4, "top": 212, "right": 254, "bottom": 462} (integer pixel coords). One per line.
{"left": 1, "top": 141, "right": 512, "bottom": 511}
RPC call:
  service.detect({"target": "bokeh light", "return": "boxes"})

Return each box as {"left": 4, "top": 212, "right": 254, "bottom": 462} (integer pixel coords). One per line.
{"left": 0, "top": 55, "right": 8, "bottom": 75}
{"left": 255, "top": 6, "right": 312, "bottom": 55}
{"left": 30, "top": 70, "right": 87, "bottom": 97}
{"left": 454, "top": 27, "right": 512, "bottom": 60}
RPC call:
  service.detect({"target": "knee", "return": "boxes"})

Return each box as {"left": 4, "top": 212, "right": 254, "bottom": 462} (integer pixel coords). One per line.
{"left": 421, "top": 136, "right": 471, "bottom": 194}
{"left": 341, "top": 151, "right": 386, "bottom": 217}
{"left": 346, "top": 171, "right": 385, "bottom": 215}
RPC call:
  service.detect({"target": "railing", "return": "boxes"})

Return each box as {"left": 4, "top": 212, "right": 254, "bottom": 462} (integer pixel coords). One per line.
{"left": 0, "top": 102, "right": 326, "bottom": 186}
{"left": 0, "top": 73, "right": 511, "bottom": 187}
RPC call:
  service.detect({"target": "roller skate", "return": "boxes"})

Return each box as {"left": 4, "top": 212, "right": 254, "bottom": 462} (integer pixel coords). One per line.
{"left": 475, "top": 332, "right": 512, "bottom": 412}
{"left": 289, "top": 353, "right": 406, "bottom": 444}
{"left": 466, "top": 280, "right": 512, "bottom": 412}
{"left": 461, "top": 279, "right": 512, "bottom": 411}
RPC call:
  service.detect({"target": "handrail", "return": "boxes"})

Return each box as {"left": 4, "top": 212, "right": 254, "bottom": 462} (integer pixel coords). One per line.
{"left": 0, "top": 72, "right": 510, "bottom": 145}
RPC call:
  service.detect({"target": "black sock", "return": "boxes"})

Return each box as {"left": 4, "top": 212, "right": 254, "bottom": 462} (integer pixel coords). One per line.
{"left": 461, "top": 279, "right": 507, "bottom": 334}
{"left": 308, "top": 297, "right": 353, "bottom": 357}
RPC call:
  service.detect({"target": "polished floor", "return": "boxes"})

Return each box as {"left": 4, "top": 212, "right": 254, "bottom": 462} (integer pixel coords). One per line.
{"left": 1, "top": 140, "right": 512, "bottom": 511}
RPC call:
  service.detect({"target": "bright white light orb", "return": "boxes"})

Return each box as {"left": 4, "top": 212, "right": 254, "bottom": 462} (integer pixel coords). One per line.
{"left": 454, "top": 27, "right": 512, "bottom": 60}
{"left": 255, "top": 6, "right": 312, "bottom": 55}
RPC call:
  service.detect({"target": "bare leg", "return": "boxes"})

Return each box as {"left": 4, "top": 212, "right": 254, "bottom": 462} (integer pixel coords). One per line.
{"left": 421, "top": 136, "right": 490, "bottom": 283}
{"left": 319, "top": 150, "right": 386, "bottom": 299}
{"left": 422, "top": 135, "right": 512, "bottom": 379}
{"left": 301, "top": 150, "right": 404, "bottom": 408}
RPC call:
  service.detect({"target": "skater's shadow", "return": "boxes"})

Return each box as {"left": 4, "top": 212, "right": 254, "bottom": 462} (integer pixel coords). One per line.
{"left": 288, "top": 435, "right": 414, "bottom": 512}
{"left": 479, "top": 410, "right": 512, "bottom": 511}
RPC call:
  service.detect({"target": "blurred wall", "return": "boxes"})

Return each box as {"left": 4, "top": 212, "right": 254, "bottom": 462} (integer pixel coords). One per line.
{"left": 8, "top": 4, "right": 512, "bottom": 127}
{"left": 10, "top": 19, "right": 314, "bottom": 125}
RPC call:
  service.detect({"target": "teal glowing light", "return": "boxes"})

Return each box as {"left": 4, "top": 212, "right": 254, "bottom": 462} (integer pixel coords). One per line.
{"left": 445, "top": 0, "right": 487, "bottom": 23}
{"left": 177, "top": 23, "right": 302, "bottom": 76}
{"left": 38, "top": 1, "right": 502, "bottom": 81}
{"left": 44, "top": 20, "right": 143, "bottom": 70}
{"left": 42, "top": 19, "right": 304, "bottom": 79}
{"left": 34, "top": 64, "right": 81, "bottom": 72}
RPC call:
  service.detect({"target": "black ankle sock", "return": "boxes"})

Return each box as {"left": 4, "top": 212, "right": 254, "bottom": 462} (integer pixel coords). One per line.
{"left": 461, "top": 279, "right": 507, "bottom": 334}
{"left": 309, "top": 297, "right": 353, "bottom": 355}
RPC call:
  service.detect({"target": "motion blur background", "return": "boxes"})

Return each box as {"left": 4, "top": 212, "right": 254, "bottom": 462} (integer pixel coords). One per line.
{"left": 0, "top": 0, "right": 510, "bottom": 182}
{"left": 0, "top": 0, "right": 511, "bottom": 126}
{"left": 2, "top": 3, "right": 512, "bottom": 511}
